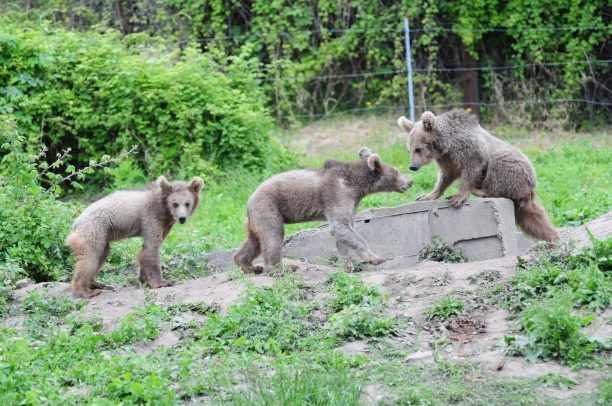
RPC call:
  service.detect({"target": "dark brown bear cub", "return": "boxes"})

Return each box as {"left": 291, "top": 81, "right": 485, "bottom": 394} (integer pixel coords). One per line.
{"left": 234, "top": 148, "right": 413, "bottom": 273}
{"left": 398, "top": 109, "right": 559, "bottom": 243}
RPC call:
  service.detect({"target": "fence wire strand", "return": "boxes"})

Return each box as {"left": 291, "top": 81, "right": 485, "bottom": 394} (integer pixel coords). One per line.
{"left": 288, "top": 99, "right": 612, "bottom": 119}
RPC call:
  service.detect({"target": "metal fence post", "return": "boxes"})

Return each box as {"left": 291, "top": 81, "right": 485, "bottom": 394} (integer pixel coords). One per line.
{"left": 404, "top": 18, "right": 415, "bottom": 122}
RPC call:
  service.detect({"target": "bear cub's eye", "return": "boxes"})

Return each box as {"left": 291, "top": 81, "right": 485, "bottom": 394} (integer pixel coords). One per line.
{"left": 415, "top": 147, "right": 422, "bottom": 153}
{"left": 173, "top": 203, "right": 179, "bottom": 208}
{"left": 185, "top": 202, "right": 190, "bottom": 207}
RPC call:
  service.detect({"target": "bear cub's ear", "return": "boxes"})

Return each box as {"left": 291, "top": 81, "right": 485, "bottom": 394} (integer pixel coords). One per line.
{"left": 157, "top": 176, "right": 172, "bottom": 193}
{"left": 367, "top": 154, "right": 382, "bottom": 172}
{"left": 421, "top": 111, "right": 436, "bottom": 131}
{"left": 190, "top": 177, "right": 204, "bottom": 193}
{"left": 397, "top": 116, "right": 414, "bottom": 132}
{"left": 358, "top": 147, "right": 372, "bottom": 160}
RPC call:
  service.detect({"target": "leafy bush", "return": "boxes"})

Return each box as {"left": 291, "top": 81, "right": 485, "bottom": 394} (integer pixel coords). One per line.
{"left": 0, "top": 115, "right": 131, "bottom": 281}
{"left": 419, "top": 236, "right": 468, "bottom": 264}
{"left": 6, "top": 1, "right": 608, "bottom": 125}
{"left": 505, "top": 291, "right": 599, "bottom": 367}
{"left": 0, "top": 23, "right": 287, "bottom": 178}
{"left": 0, "top": 116, "right": 77, "bottom": 281}
{"left": 425, "top": 294, "right": 465, "bottom": 321}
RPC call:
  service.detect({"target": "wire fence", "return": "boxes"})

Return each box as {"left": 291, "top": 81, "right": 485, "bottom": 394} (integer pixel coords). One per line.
{"left": 182, "top": 24, "right": 612, "bottom": 43}
{"left": 181, "top": 23, "right": 611, "bottom": 121}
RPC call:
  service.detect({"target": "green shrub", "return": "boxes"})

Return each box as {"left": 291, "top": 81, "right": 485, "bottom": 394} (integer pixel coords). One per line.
{"left": 0, "top": 115, "right": 132, "bottom": 281}
{"left": 425, "top": 294, "right": 464, "bottom": 321}
{"left": 0, "top": 23, "right": 287, "bottom": 179}
{"left": 0, "top": 116, "right": 77, "bottom": 281}
{"left": 8, "top": 1, "right": 608, "bottom": 125}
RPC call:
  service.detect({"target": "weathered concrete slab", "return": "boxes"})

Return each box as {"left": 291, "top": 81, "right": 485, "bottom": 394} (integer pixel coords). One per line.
{"left": 197, "top": 198, "right": 520, "bottom": 272}
{"left": 283, "top": 198, "right": 518, "bottom": 266}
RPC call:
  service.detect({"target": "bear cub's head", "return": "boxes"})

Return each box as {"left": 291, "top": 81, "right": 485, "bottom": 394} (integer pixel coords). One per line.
{"left": 397, "top": 111, "right": 438, "bottom": 171}
{"left": 157, "top": 176, "right": 204, "bottom": 224}
{"left": 358, "top": 147, "right": 413, "bottom": 193}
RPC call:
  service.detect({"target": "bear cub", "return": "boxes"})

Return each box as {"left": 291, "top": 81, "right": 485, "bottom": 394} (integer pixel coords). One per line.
{"left": 66, "top": 176, "right": 204, "bottom": 298}
{"left": 233, "top": 147, "right": 412, "bottom": 274}
{"left": 398, "top": 109, "right": 559, "bottom": 243}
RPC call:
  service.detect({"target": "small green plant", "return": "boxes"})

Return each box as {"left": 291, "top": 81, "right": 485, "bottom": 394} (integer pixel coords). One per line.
{"left": 505, "top": 291, "right": 599, "bottom": 367}
{"left": 468, "top": 270, "right": 501, "bottom": 284}
{"left": 534, "top": 373, "right": 577, "bottom": 391}
{"left": 233, "top": 353, "right": 363, "bottom": 404}
{"left": 325, "top": 272, "right": 394, "bottom": 340}
{"left": 419, "top": 236, "right": 468, "bottom": 263}
{"left": 328, "top": 271, "right": 384, "bottom": 312}
{"left": 107, "top": 305, "right": 169, "bottom": 345}
{"left": 21, "top": 290, "right": 82, "bottom": 318}
{"left": 326, "top": 304, "right": 394, "bottom": 340}
{"left": 199, "top": 276, "right": 317, "bottom": 354}
{"left": 398, "top": 386, "right": 436, "bottom": 405}
{"left": 19, "top": 290, "right": 86, "bottom": 338}
{"left": 426, "top": 294, "right": 465, "bottom": 321}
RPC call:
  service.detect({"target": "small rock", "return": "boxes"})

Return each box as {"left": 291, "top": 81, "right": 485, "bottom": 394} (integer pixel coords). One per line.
{"left": 15, "top": 279, "right": 29, "bottom": 289}
{"left": 404, "top": 350, "right": 435, "bottom": 366}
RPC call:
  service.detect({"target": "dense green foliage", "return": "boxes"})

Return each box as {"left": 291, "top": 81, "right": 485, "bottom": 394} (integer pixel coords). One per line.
{"left": 3, "top": 1, "right": 609, "bottom": 123}
{"left": 0, "top": 22, "right": 284, "bottom": 177}
{"left": 0, "top": 116, "right": 77, "bottom": 281}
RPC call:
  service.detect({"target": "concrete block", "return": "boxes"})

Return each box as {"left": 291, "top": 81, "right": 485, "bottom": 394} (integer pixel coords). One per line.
{"left": 283, "top": 198, "right": 518, "bottom": 265}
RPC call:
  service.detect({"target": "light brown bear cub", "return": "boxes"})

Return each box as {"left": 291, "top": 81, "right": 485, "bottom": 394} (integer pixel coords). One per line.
{"left": 233, "top": 148, "right": 412, "bottom": 274}
{"left": 397, "top": 109, "right": 559, "bottom": 243}
{"left": 66, "top": 176, "right": 204, "bottom": 298}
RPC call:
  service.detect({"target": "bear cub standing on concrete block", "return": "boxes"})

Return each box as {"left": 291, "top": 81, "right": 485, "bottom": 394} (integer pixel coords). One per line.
{"left": 66, "top": 176, "right": 204, "bottom": 298}
{"left": 234, "top": 148, "right": 413, "bottom": 274}
{"left": 397, "top": 109, "right": 559, "bottom": 243}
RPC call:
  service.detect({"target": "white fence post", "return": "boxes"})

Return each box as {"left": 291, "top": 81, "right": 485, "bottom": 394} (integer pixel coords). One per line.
{"left": 404, "top": 18, "right": 415, "bottom": 122}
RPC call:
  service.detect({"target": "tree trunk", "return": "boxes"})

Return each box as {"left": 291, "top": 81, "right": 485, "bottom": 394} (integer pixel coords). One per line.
{"left": 459, "top": 44, "right": 480, "bottom": 117}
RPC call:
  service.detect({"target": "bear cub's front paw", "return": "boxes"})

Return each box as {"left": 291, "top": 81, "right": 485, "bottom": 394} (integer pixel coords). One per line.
{"left": 447, "top": 193, "right": 468, "bottom": 207}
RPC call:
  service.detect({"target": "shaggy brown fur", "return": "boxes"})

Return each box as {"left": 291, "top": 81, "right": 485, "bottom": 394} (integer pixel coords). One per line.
{"left": 66, "top": 176, "right": 204, "bottom": 298}
{"left": 398, "top": 110, "right": 559, "bottom": 243}
{"left": 233, "top": 148, "right": 413, "bottom": 273}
